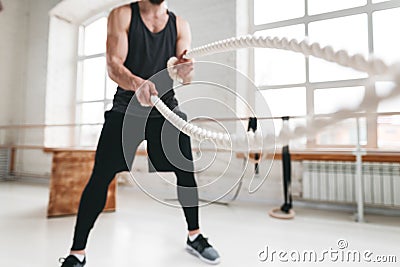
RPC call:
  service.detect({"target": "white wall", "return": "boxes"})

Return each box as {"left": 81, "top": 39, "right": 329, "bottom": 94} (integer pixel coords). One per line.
{"left": 170, "top": 0, "right": 237, "bottom": 119}
{"left": 0, "top": 0, "right": 61, "bottom": 176}
{"left": 44, "top": 16, "right": 79, "bottom": 147}
{"left": 0, "top": 0, "right": 61, "bottom": 126}
{"left": 25, "top": 0, "right": 62, "bottom": 124}
{"left": 18, "top": 0, "right": 63, "bottom": 175}
{"left": 0, "top": 0, "right": 29, "bottom": 127}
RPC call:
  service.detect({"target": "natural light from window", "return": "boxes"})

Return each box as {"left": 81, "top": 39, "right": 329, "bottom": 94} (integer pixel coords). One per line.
{"left": 253, "top": 0, "right": 400, "bottom": 149}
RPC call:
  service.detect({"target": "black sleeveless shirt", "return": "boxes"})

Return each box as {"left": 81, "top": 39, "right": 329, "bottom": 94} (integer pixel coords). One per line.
{"left": 111, "top": 2, "right": 178, "bottom": 117}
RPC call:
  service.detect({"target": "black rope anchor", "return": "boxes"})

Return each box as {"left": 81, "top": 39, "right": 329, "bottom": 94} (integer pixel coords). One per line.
{"left": 269, "top": 116, "right": 295, "bottom": 219}
{"left": 280, "top": 116, "right": 293, "bottom": 213}
{"left": 247, "top": 117, "right": 260, "bottom": 174}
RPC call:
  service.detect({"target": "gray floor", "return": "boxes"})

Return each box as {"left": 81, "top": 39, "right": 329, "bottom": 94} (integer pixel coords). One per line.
{"left": 0, "top": 180, "right": 399, "bottom": 267}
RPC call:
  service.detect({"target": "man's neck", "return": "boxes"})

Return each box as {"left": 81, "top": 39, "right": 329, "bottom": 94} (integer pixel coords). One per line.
{"left": 138, "top": 1, "right": 166, "bottom": 17}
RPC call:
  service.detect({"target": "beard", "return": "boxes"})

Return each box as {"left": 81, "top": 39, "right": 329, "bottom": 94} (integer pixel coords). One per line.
{"left": 149, "top": 0, "right": 164, "bottom": 5}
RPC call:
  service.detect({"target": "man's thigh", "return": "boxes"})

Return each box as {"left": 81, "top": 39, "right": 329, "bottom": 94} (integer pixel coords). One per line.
{"left": 145, "top": 112, "right": 194, "bottom": 172}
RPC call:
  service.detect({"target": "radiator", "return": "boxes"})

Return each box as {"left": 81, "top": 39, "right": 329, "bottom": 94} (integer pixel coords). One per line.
{"left": 0, "top": 148, "right": 11, "bottom": 180}
{"left": 302, "top": 161, "right": 400, "bottom": 208}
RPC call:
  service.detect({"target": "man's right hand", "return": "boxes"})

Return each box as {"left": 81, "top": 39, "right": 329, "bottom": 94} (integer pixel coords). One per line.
{"left": 134, "top": 78, "right": 158, "bottom": 107}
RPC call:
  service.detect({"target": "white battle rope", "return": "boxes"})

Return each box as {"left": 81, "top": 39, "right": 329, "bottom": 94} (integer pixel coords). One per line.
{"left": 154, "top": 35, "right": 400, "bottom": 152}
{"left": 151, "top": 95, "right": 265, "bottom": 151}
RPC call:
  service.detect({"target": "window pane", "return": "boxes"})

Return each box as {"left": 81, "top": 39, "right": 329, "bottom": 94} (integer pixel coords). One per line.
{"left": 308, "top": 14, "right": 368, "bottom": 82}
{"left": 308, "top": 0, "right": 366, "bottom": 15}
{"left": 257, "top": 87, "right": 307, "bottom": 146}
{"left": 79, "top": 102, "right": 105, "bottom": 124}
{"left": 255, "top": 25, "right": 306, "bottom": 86}
{"left": 316, "top": 118, "right": 367, "bottom": 145}
{"left": 106, "top": 75, "right": 117, "bottom": 100}
{"left": 254, "top": 0, "right": 304, "bottom": 25}
{"left": 314, "top": 87, "right": 365, "bottom": 114}
{"left": 79, "top": 125, "right": 102, "bottom": 147}
{"left": 260, "top": 87, "right": 306, "bottom": 117}
{"left": 272, "top": 118, "right": 307, "bottom": 146}
{"left": 81, "top": 57, "right": 106, "bottom": 101}
{"left": 373, "top": 8, "right": 400, "bottom": 65}
{"left": 254, "top": 24, "right": 305, "bottom": 41}
{"left": 83, "top": 17, "right": 107, "bottom": 55}
{"left": 376, "top": 82, "right": 400, "bottom": 113}
{"left": 378, "top": 115, "right": 400, "bottom": 148}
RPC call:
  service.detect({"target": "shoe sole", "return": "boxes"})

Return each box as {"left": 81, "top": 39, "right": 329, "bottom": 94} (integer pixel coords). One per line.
{"left": 186, "top": 244, "right": 221, "bottom": 265}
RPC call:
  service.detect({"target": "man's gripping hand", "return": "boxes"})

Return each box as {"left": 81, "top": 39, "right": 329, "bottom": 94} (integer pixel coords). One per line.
{"left": 174, "top": 50, "right": 194, "bottom": 84}
{"left": 135, "top": 78, "right": 158, "bottom": 107}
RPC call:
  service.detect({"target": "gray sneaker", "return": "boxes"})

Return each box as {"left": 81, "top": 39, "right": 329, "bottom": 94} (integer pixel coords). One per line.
{"left": 186, "top": 234, "right": 220, "bottom": 265}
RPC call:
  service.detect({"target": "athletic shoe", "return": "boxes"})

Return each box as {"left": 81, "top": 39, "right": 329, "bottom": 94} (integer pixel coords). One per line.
{"left": 59, "top": 255, "right": 86, "bottom": 267}
{"left": 186, "top": 234, "right": 220, "bottom": 265}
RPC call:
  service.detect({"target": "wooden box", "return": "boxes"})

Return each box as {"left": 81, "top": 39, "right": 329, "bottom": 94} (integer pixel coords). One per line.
{"left": 47, "top": 150, "right": 116, "bottom": 217}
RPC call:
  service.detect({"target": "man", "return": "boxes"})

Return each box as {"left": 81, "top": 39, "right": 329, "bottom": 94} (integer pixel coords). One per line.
{"left": 59, "top": 0, "right": 220, "bottom": 266}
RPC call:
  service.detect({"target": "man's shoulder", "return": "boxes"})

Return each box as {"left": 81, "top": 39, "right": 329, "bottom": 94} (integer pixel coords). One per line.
{"left": 110, "top": 4, "right": 131, "bottom": 16}
{"left": 175, "top": 15, "right": 190, "bottom": 29}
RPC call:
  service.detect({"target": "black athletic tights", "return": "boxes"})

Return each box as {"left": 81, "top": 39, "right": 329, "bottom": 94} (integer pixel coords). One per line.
{"left": 71, "top": 111, "right": 199, "bottom": 251}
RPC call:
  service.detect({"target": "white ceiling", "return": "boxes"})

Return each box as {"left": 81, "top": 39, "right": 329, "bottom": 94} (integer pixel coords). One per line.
{"left": 49, "top": 0, "right": 133, "bottom": 24}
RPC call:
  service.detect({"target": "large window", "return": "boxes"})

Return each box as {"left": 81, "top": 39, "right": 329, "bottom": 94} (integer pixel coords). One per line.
{"left": 76, "top": 16, "right": 116, "bottom": 146}
{"left": 252, "top": 0, "right": 400, "bottom": 149}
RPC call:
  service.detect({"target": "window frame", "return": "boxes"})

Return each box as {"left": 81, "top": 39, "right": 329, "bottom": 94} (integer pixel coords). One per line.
{"left": 249, "top": 0, "right": 400, "bottom": 149}
{"left": 76, "top": 13, "right": 111, "bottom": 147}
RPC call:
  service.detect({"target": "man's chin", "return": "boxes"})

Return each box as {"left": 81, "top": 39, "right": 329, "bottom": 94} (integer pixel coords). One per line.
{"left": 149, "top": 0, "right": 165, "bottom": 5}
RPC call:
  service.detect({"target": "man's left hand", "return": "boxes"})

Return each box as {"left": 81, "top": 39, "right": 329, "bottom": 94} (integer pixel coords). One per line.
{"left": 174, "top": 50, "right": 194, "bottom": 84}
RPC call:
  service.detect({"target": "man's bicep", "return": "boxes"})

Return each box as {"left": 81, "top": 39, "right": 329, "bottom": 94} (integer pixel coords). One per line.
{"left": 107, "top": 7, "right": 130, "bottom": 64}
{"left": 107, "top": 33, "right": 128, "bottom": 64}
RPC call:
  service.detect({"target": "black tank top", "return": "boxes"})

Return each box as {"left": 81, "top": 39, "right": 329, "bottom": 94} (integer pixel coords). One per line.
{"left": 111, "top": 2, "right": 178, "bottom": 117}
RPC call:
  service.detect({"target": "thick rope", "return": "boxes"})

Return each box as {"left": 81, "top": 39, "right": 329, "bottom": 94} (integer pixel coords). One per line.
{"left": 150, "top": 95, "right": 265, "bottom": 151}
{"left": 155, "top": 35, "right": 400, "bottom": 152}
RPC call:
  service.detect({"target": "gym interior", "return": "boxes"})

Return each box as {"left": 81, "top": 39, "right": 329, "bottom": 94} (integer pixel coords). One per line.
{"left": 0, "top": 0, "right": 399, "bottom": 266}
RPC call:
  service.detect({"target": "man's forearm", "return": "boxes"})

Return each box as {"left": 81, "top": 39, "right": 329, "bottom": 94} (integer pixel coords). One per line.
{"left": 107, "top": 61, "right": 142, "bottom": 91}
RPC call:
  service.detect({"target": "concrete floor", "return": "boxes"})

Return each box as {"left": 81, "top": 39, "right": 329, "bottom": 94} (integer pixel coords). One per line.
{"left": 0, "top": 180, "right": 399, "bottom": 267}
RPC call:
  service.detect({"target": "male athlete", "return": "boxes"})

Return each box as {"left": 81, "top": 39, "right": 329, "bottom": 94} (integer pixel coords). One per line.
{"left": 59, "top": 0, "right": 220, "bottom": 266}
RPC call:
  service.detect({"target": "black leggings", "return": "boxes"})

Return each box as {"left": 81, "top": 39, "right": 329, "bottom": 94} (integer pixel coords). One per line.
{"left": 71, "top": 111, "right": 199, "bottom": 251}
